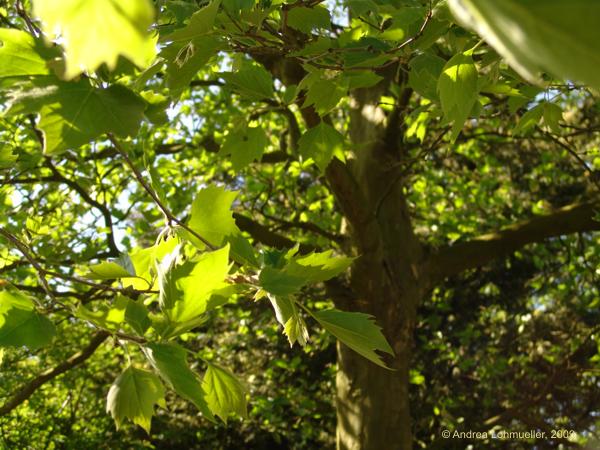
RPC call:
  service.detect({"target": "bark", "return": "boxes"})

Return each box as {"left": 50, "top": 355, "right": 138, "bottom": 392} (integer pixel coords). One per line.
{"left": 336, "top": 267, "right": 423, "bottom": 450}
{"left": 332, "top": 84, "right": 426, "bottom": 450}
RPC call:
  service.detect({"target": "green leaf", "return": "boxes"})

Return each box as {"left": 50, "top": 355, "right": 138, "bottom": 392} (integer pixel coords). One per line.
{"left": 0, "top": 289, "right": 56, "bottom": 349}
{"left": 260, "top": 267, "right": 306, "bottom": 296}
{"left": 33, "top": 0, "right": 156, "bottom": 79}
{"left": 125, "top": 299, "right": 151, "bottom": 335}
{"left": 268, "top": 295, "right": 309, "bottom": 346}
{"left": 259, "top": 250, "right": 353, "bottom": 296}
{"left": 158, "top": 245, "right": 231, "bottom": 324}
{"left": 227, "top": 233, "right": 259, "bottom": 268}
{"left": 6, "top": 79, "right": 146, "bottom": 154}
{"left": 162, "top": 36, "right": 222, "bottom": 95}
{"left": 202, "top": 362, "right": 248, "bottom": 422}
{"left": 543, "top": 102, "right": 563, "bottom": 134}
{"left": 284, "top": 312, "right": 310, "bottom": 347}
{"left": 289, "top": 251, "right": 354, "bottom": 283}
{"left": 513, "top": 103, "right": 544, "bottom": 136}
{"left": 409, "top": 369, "right": 425, "bottom": 385}
{"left": 344, "top": 71, "right": 384, "bottom": 90}
{"left": 140, "top": 90, "right": 170, "bottom": 125}
{"left": 75, "top": 295, "right": 129, "bottom": 330}
{"left": 124, "top": 236, "right": 180, "bottom": 290}
{"left": 297, "top": 122, "right": 344, "bottom": 172}
{"left": 448, "top": 0, "right": 600, "bottom": 90}
{"left": 188, "top": 186, "right": 240, "bottom": 247}
{"left": 290, "top": 37, "right": 333, "bottom": 58}
{"left": 220, "top": 63, "right": 274, "bottom": 100}
{"left": 303, "top": 78, "right": 347, "bottom": 116}
{"left": 0, "top": 29, "right": 58, "bottom": 81}
{"left": 409, "top": 52, "right": 446, "bottom": 101}
{"left": 287, "top": 6, "right": 330, "bottom": 33}
{"left": 223, "top": 0, "right": 254, "bottom": 14}
{"left": 106, "top": 366, "right": 165, "bottom": 433}
{"left": 312, "top": 309, "right": 394, "bottom": 368}
{"left": 0, "top": 147, "right": 18, "bottom": 169}
{"left": 161, "top": 0, "right": 221, "bottom": 43}
{"left": 346, "top": 0, "right": 379, "bottom": 17}
{"left": 378, "top": 7, "right": 424, "bottom": 41}
{"left": 219, "top": 125, "right": 269, "bottom": 170}
{"left": 437, "top": 52, "right": 479, "bottom": 142}
{"left": 86, "top": 259, "right": 134, "bottom": 280}
{"left": 144, "top": 343, "right": 215, "bottom": 422}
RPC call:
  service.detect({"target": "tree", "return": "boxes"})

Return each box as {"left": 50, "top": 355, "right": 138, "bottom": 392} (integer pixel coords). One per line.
{"left": 0, "top": 1, "right": 599, "bottom": 449}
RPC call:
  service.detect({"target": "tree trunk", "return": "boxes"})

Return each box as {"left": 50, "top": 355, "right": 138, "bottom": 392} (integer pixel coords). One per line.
{"left": 336, "top": 297, "right": 417, "bottom": 450}
{"left": 335, "top": 241, "right": 424, "bottom": 450}
{"left": 330, "top": 84, "right": 427, "bottom": 450}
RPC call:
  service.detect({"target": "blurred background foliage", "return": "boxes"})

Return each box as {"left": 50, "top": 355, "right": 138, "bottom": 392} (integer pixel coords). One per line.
{"left": 1, "top": 0, "right": 599, "bottom": 448}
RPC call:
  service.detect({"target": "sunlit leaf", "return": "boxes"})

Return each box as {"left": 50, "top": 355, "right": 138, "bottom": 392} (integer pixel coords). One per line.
{"left": 33, "top": 0, "right": 156, "bottom": 78}
{"left": 106, "top": 366, "right": 165, "bottom": 433}
{"left": 298, "top": 122, "right": 344, "bottom": 172}
{"left": 159, "top": 245, "right": 231, "bottom": 324}
{"left": 144, "top": 343, "right": 215, "bottom": 422}
{"left": 202, "top": 362, "right": 248, "bottom": 422}
{"left": 0, "top": 29, "right": 58, "bottom": 82}
{"left": 188, "top": 186, "right": 239, "bottom": 247}
{"left": 437, "top": 52, "right": 479, "bottom": 142}
{"left": 75, "top": 295, "right": 129, "bottom": 330}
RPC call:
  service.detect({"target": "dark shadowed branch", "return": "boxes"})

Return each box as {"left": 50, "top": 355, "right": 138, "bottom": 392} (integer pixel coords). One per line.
{"left": 426, "top": 201, "right": 600, "bottom": 284}
{"left": 0, "top": 331, "right": 109, "bottom": 416}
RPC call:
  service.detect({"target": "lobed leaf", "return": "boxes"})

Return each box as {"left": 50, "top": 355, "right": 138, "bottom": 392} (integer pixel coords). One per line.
{"left": 202, "top": 362, "right": 248, "bottom": 422}
{"left": 0, "top": 289, "right": 55, "bottom": 349}
{"left": 33, "top": 0, "right": 156, "bottom": 79}
{"left": 297, "top": 122, "right": 344, "bottom": 172}
{"left": 106, "top": 366, "right": 165, "bottom": 433}
{"left": 5, "top": 79, "right": 146, "bottom": 154}
{"left": 144, "top": 343, "right": 215, "bottom": 422}
{"left": 313, "top": 309, "right": 394, "bottom": 368}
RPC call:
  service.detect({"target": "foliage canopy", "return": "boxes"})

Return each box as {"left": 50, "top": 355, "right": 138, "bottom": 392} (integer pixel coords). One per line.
{"left": 0, "top": 0, "right": 599, "bottom": 449}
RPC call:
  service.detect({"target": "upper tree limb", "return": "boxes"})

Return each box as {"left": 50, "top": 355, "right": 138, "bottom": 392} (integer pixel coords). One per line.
{"left": 425, "top": 201, "right": 600, "bottom": 285}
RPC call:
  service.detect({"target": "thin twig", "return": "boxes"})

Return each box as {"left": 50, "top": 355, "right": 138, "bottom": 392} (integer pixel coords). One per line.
{"left": 107, "top": 134, "right": 216, "bottom": 250}
{"left": 0, "top": 227, "right": 58, "bottom": 306}
{"left": 0, "top": 227, "right": 157, "bottom": 297}
{"left": 541, "top": 128, "right": 600, "bottom": 192}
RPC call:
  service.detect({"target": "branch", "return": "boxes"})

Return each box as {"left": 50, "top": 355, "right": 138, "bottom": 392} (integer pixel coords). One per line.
{"left": 0, "top": 226, "right": 155, "bottom": 297}
{"left": 0, "top": 331, "right": 109, "bottom": 416}
{"left": 45, "top": 160, "right": 120, "bottom": 257}
{"left": 260, "top": 211, "right": 344, "bottom": 243}
{"left": 426, "top": 201, "right": 600, "bottom": 283}
{"left": 107, "top": 134, "right": 216, "bottom": 250}
{"left": 0, "top": 227, "right": 58, "bottom": 305}
{"left": 233, "top": 213, "right": 315, "bottom": 253}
